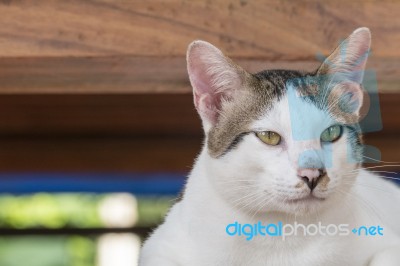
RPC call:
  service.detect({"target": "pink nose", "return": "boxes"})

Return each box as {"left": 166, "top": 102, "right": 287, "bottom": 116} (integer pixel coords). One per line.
{"left": 297, "top": 168, "right": 325, "bottom": 190}
{"left": 298, "top": 168, "right": 321, "bottom": 179}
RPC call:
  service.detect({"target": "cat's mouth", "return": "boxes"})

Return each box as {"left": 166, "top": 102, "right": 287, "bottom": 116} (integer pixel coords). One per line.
{"left": 285, "top": 195, "right": 325, "bottom": 204}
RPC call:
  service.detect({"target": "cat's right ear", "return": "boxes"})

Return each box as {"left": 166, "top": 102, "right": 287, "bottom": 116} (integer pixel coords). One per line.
{"left": 316, "top": 27, "right": 371, "bottom": 119}
{"left": 187, "top": 41, "right": 247, "bottom": 132}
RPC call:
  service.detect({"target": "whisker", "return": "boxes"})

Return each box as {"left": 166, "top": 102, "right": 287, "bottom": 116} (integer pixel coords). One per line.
{"left": 341, "top": 180, "right": 395, "bottom": 194}
{"left": 335, "top": 188, "right": 383, "bottom": 224}
{"left": 362, "top": 155, "right": 399, "bottom": 164}
{"left": 348, "top": 165, "right": 400, "bottom": 172}
{"left": 231, "top": 190, "right": 263, "bottom": 208}
{"left": 365, "top": 170, "right": 398, "bottom": 174}
{"left": 249, "top": 194, "right": 276, "bottom": 221}
{"left": 375, "top": 175, "right": 400, "bottom": 182}
{"left": 342, "top": 170, "right": 398, "bottom": 178}
{"left": 236, "top": 193, "right": 266, "bottom": 213}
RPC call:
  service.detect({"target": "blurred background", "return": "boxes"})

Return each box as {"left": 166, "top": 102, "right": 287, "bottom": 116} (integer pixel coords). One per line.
{"left": 0, "top": 1, "right": 399, "bottom": 265}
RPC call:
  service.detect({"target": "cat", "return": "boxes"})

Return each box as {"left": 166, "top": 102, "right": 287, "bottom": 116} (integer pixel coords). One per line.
{"left": 140, "top": 27, "right": 400, "bottom": 266}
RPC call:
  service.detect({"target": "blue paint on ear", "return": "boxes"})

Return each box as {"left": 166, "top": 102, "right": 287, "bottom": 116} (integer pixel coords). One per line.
{"left": 339, "top": 91, "right": 359, "bottom": 114}
{"left": 359, "top": 70, "right": 382, "bottom": 133}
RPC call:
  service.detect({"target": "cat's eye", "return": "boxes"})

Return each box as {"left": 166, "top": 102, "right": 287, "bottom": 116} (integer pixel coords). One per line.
{"left": 256, "top": 131, "right": 281, "bottom": 146}
{"left": 320, "top": 125, "right": 343, "bottom": 142}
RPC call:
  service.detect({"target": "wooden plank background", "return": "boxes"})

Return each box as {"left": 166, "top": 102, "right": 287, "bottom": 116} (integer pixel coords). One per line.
{"left": 0, "top": 0, "right": 399, "bottom": 93}
{"left": 0, "top": 0, "right": 398, "bottom": 175}
{"left": 0, "top": 93, "right": 396, "bottom": 172}
{"left": 0, "top": 0, "right": 399, "bottom": 58}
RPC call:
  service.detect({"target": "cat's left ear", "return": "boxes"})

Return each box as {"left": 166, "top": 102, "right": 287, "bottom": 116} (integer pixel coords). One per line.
{"left": 317, "top": 27, "right": 371, "bottom": 116}
{"left": 187, "top": 40, "right": 249, "bottom": 132}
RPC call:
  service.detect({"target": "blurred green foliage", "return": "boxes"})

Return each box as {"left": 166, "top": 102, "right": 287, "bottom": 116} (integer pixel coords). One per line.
{"left": 136, "top": 196, "right": 175, "bottom": 227}
{"left": 0, "top": 236, "right": 96, "bottom": 266}
{"left": 0, "top": 193, "right": 175, "bottom": 266}
{"left": 0, "top": 193, "right": 104, "bottom": 229}
{"left": 67, "top": 236, "right": 96, "bottom": 266}
{"left": 0, "top": 193, "right": 175, "bottom": 229}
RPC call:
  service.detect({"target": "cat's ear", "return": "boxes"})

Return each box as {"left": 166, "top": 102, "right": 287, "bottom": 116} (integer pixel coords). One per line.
{"left": 317, "top": 27, "right": 371, "bottom": 117}
{"left": 187, "top": 40, "right": 248, "bottom": 131}
{"left": 318, "top": 27, "right": 371, "bottom": 84}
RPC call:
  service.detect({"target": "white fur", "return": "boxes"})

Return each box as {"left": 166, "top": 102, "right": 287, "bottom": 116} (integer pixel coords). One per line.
{"left": 140, "top": 92, "right": 400, "bottom": 266}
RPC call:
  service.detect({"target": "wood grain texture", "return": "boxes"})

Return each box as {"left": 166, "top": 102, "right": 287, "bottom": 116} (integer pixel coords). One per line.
{"left": 0, "top": 0, "right": 399, "bottom": 58}
{"left": 0, "top": 136, "right": 201, "bottom": 172}
{"left": 0, "top": 94, "right": 202, "bottom": 137}
{"left": 0, "top": 93, "right": 398, "bottom": 137}
{"left": 0, "top": 135, "right": 396, "bottom": 173}
{"left": 0, "top": 94, "right": 396, "bottom": 173}
{"left": 0, "top": 135, "right": 396, "bottom": 172}
{"left": 0, "top": 56, "right": 398, "bottom": 93}
{"left": 0, "top": 0, "right": 399, "bottom": 93}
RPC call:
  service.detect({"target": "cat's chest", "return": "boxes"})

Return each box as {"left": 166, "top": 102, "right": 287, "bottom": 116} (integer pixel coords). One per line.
{"left": 189, "top": 234, "right": 357, "bottom": 266}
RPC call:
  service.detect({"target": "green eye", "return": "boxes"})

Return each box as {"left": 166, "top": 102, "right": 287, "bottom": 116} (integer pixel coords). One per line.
{"left": 256, "top": 131, "right": 281, "bottom": 146}
{"left": 321, "top": 125, "right": 343, "bottom": 142}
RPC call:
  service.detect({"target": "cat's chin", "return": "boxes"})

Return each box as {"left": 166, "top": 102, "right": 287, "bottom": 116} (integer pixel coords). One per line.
{"left": 284, "top": 194, "right": 326, "bottom": 204}
{"left": 237, "top": 195, "right": 329, "bottom": 219}
{"left": 277, "top": 194, "right": 328, "bottom": 216}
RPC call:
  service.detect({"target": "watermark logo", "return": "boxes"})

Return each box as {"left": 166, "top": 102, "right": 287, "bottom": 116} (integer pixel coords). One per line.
{"left": 226, "top": 221, "right": 384, "bottom": 241}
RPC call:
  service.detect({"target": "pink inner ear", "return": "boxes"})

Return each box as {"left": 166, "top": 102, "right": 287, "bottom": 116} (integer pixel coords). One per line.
{"left": 190, "top": 64, "right": 223, "bottom": 124}
{"left": 349, "top": 29, "right": 371, "bottom": 66}
{"left": 344, "top": 41, "right": 370, "bottom": 82}
{"left": 195, "top": 92, "right": 219, "bottom": 125}
{"left": 187, "top": 41, "right": 241, "bottom": 126}
{"left": 321, "top": 28, "right": 371, "bottom": 85}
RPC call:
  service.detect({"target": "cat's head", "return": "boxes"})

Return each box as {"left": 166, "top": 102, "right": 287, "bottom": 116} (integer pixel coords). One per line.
{"left": 187, "top": 28, "right": 370, "bottom": 217}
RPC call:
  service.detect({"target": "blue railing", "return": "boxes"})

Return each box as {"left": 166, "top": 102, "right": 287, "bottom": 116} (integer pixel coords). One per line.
{"left": 0, "top": 173, "right": 186, "bottom": 195}
{"left": 0, "top": 172, "right": 397, "bottom": 195}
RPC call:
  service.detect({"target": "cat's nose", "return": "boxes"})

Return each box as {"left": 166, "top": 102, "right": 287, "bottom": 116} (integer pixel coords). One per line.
{"left": 297, "top": 168, "right": 326, "bottom": 191}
